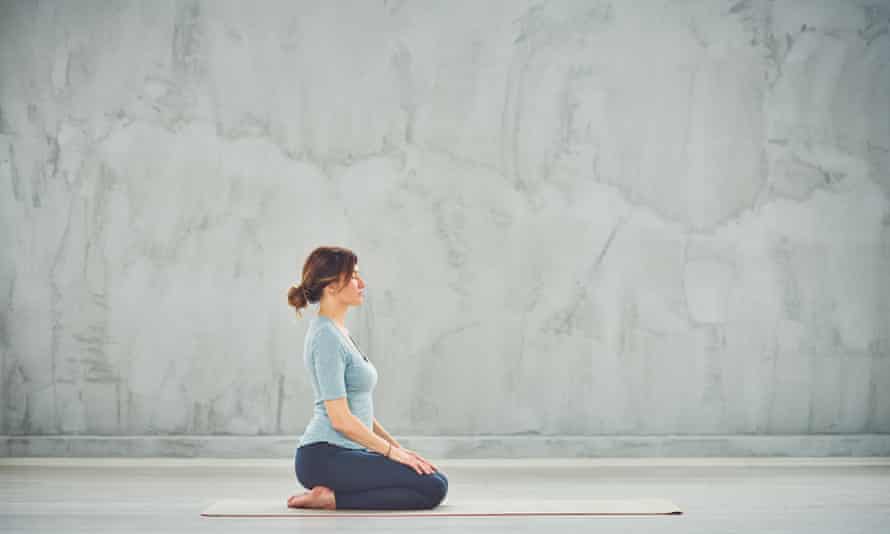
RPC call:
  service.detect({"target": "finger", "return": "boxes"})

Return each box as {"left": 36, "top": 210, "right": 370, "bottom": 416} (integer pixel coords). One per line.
{"left": 419, "top": 458, "right": 436, "bottom": 472}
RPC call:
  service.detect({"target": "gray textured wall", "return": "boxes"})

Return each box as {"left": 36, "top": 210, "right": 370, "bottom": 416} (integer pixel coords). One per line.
{"left": 1, "top": 0, "right": 889, "bottom": 455}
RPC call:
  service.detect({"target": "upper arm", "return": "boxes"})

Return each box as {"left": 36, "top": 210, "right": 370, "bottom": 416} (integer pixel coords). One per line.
{"left": 311, "top": 327, "right": 352, "bottom": 428}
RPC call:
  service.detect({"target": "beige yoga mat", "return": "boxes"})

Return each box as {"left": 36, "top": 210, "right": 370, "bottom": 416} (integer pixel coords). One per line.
{"left": 201, "top": 498, "right": 682, "bottom": 517}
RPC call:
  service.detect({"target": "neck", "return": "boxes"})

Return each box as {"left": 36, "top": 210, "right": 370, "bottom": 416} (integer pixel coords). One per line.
{"left": 318, "top": 302, "right": 348, "bottom": 328}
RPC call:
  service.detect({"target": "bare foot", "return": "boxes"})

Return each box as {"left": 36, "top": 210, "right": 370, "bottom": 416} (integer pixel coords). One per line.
{"left": 287, "top": 485, "right": 336, "bottom": 510}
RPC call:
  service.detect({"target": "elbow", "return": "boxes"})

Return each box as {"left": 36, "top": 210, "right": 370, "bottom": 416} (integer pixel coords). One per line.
{"left": 332, "top": 417, "right": 352, "bottom": 435}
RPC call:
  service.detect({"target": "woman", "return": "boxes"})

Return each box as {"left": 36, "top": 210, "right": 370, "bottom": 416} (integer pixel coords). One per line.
{"left": 285, "top": 246, "right": 448, "bottom": 510}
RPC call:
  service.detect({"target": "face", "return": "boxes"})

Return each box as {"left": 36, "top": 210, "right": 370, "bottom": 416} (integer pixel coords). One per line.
{"left": 327, "top": 265, "right": 366, "bottom": 306}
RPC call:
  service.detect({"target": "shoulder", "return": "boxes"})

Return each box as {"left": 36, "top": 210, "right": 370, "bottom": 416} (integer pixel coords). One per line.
{"left": 308, "top": 323, "right": 348, "bottom": 359}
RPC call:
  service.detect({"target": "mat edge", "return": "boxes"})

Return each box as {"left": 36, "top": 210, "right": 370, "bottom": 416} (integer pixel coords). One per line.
{"left": 200, "top": 511, "right": 684, "bottom": 518}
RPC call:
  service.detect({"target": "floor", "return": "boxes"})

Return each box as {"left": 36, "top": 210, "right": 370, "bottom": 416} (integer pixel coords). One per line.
{"left": 1, "top": 458, "right": 889, "bottom": 533}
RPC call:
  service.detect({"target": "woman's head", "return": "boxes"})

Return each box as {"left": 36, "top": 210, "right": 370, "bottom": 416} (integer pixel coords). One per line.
{"left": 287, "top": 246, "right": 365, "bottom": 318}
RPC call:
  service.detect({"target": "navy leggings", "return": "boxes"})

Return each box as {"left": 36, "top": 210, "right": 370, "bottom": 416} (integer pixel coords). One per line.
{"left": 295, "top": 441, "right": 448, "bottom": 510}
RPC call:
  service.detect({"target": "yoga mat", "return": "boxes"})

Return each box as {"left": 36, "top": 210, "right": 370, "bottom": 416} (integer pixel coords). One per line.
{"left": 201, "top": 498, "right": 682, "bottom": 517}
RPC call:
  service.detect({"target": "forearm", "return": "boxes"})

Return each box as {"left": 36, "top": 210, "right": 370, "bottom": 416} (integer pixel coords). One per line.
{"left": 336, "top": 415, "right": 397, "bottom": 456}
{"left": 372, "top": 418, "right": 402, "bottom": 449}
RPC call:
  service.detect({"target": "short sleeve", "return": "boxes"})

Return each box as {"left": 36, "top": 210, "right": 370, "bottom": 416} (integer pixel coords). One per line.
{"left": 311, "top": 326, "right": 348, "bottom": 400}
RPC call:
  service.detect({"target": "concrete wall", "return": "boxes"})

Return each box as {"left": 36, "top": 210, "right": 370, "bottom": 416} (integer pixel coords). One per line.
{"left": 1, "top": 0, "right": 889, "bottom": 456}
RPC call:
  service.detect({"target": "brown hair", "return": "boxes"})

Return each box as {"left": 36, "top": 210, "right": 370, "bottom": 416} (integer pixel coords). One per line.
{"left": 287, "top": 246, "right": 358, "bottom": 318}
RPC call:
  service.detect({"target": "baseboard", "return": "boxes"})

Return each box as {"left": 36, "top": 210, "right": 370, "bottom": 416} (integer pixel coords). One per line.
{"left": 2, "top": 434, "right": 889, "bottom": 458}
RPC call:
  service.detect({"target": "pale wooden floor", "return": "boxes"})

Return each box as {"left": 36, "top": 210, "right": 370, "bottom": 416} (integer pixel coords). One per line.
{"left": 1, "top": 458, "right": 889, "bottom": 533}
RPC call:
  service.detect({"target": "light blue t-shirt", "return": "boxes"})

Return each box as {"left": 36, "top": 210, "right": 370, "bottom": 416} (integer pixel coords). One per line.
{"left": 297, "top": 315, "right": 378, "bottom": 450}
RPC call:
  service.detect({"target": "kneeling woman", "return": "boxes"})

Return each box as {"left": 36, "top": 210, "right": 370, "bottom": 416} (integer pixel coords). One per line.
{"left": 286, "top": 246, "right": 448, "bottom": 510}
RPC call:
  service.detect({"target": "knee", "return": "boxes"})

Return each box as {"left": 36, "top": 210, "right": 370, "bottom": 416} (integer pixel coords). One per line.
{"left": 425, "top": 472, "right": 448, "bottom": 509}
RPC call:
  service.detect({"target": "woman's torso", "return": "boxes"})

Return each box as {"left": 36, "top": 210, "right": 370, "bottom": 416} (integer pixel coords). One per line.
{"left": 298, "top": 315, "right": 378, "bottom": 450}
